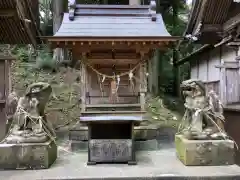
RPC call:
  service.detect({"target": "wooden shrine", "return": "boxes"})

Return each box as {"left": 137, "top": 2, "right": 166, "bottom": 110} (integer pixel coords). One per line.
{"left": 0, "top": 46, "right": 14, "bottom": 141}
{"left": 45, "top": 0, "right": 178, "bottom": 165}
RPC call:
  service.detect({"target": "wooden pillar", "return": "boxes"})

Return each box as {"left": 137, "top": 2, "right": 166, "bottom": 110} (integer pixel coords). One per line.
{"left": 80, "top": 54, "right": 87, "bottom": 113}
{"left": 147, "top": 58, "right": 153, "bottom": 93}
{"left": 0, "top": 53, "right": 14, "bottom": 141}
{"left": 219, "top": 60, "right": 227, "bottom": 106}
{"left": 139, "top": 62, "right": 147, "bottom": 111}
{"left": 172, "top": 0, "right": 180, "bottom": 97}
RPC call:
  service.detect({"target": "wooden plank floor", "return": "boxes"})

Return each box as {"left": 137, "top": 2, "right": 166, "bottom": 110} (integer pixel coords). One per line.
{"left": 86, "top": 103, "right": 141, "bottom": 108}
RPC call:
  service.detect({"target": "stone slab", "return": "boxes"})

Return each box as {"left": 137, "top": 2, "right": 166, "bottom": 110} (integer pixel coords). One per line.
{"left": 1, "top": 148, "right": 240, "bottom": 180}
{"left": 135, "top": 140, "right": 159, "bottom": 151}
{"left": 89, "top": 139, "right": 132, "bottom": 163}
{"left": 175, "top": 134, "right": 235, "bottom": 166}
{"left": 71, "top": 140, "right": 159, "bottom": 152}
{"left": 69, "top": 125, "right": 158, "bottom": 141}
{"left": 0, "top": 140, "right": 57, "bottom": 170}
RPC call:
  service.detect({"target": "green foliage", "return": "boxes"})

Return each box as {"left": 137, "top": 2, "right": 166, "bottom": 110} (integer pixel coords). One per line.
{"left": 146, "top": 96, "right": 181, "bottom": 128}
{"left": 155, "top": 1, "right": 193, "bottom": 96}
{"left": 16, "top": 47, "right": 30, "bottom": 62}
{"left": 39, "top": 0, "right": 53, "bottom": 36}
{"left": 35, "top": 46, "right": 57, "bottom": 71}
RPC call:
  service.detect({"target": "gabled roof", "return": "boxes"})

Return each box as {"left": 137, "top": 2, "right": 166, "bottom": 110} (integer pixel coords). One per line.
{"left": 51, "top": 2, "right": 175, "bottom": 40}
{"left": 56, "top": 10, "right": 170, "bottom": 38}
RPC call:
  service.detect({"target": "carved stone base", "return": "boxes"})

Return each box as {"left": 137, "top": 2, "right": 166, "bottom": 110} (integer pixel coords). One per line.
{"left": 175, "top": 135, "right": 235, "bottom": 166}
{"left": 89, "top": 139, "right": 134, "bottom": 164}
{"left": 0, "top": 140, "right": 57, "bottom": 169}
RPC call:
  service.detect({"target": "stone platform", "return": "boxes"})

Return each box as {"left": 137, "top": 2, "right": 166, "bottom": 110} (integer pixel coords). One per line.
{"left": 175, "top": 134, "right": 235, "bottom": 166}
{"left": 0, "top": 147, "right": 240, "bottom": 180}
{"left": 0, "top": 140, "right": 57, "bottom": 170}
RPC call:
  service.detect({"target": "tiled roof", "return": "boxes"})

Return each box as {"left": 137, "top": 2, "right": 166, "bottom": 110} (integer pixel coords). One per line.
{"left": 54, "top": 3, "right": 172, "bottom": 38}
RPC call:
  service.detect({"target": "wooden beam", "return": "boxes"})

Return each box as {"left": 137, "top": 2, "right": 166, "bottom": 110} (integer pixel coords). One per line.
{"left": 87, "top": 58, "right": 139, "bottom": 64}
{"left": 89, "top": 53, "right": 140, "bottom": 59}
{"left": 202, "top": 24, "right": 222, "bottom": 32}
{"left": 45, "top": 37, "right": 178, "bottom": 42}
{"left": 0, "top": 9, "right": 16, "bottom": 17}
{"left": 223, "top": 13, "right": 240, "bottom": 32}
{"left": 49, "top": 42, "right": 168, "bottom": 51}
{"left": 215, "top": 62, "right": 240, "bottom": 69}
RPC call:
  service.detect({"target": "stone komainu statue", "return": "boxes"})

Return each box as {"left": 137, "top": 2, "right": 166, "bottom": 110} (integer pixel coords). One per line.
{"left": 179, "top": 79, "right": 226, "bottom": 140}
{"left": 4, "top": 82, "right": 55, "bottom": 143}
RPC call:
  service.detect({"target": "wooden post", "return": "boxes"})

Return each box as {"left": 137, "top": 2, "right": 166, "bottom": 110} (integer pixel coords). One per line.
{"left": 80, "top": 53, "right": 87, "bottom": 113}
{"left": 172, "top": 0, "right": 179, "bottom": 97}
{"left": 148, "top": 58, "right": 153, "bottom": 93}
{"left": 0, "top": 52, "right": 14, "bottom": 141}
{"left": 218, "top": 60, "right": 227, "bottom": 106}
{"left": 139, "top": 59, "right": 147, "bottom": 111}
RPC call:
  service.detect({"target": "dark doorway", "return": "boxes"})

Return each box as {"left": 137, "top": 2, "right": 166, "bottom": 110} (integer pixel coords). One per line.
{"left": 107, "top": 0, "right": 129, "bottom": 4}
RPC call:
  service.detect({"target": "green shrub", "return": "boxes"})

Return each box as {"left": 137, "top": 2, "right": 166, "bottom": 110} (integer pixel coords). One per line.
{"left": 16, "top": 47, "right": 29, "bottom": 62}
{"left": 35, "top": 46, "right": 57, "bottom": 71}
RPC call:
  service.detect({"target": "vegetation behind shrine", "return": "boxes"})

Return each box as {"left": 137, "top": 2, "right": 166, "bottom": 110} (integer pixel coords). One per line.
{"left": 11, "top": 0, "right": 193, "bottom": 129}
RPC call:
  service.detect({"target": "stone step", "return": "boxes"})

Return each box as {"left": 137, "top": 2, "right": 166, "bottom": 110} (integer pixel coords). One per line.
{"left": 81, "top": 110, "right": 146, "bottom": 116}
{"left": 86, "top": 103, "right": 141, "bottom": 111}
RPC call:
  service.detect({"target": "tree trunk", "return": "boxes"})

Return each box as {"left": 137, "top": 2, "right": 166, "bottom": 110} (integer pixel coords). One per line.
{"left": 52, "top": 0, "right": 64, "bottom": 64}
{"left": 172, "top": 0, "right": 179, "bottom": 97}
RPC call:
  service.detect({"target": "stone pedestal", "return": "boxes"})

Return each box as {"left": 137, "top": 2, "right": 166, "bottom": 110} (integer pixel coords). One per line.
{"left": 175, "top": 134, "right": 235, "bottom": 166}
{"left": 89, "top": 139, "right": 133, "bottom": 163}
{"left": 0, "top": 140, "right": 57, "bottom": 169}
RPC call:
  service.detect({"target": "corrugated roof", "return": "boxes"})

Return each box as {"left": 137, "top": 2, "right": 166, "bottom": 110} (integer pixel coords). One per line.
{"left": 0, "top": 0, "right": 40, "bottom": 45}
{"left": 54, "top": 4, "right": 171, "bottom": 38}
{"left": 185, "top": 0, "right": 232, "bottom": 35}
